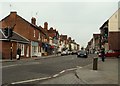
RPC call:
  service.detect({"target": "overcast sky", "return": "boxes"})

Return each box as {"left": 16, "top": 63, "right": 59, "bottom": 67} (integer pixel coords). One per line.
{"left": 0, "top": 0, "right": 119, "bottom": 47}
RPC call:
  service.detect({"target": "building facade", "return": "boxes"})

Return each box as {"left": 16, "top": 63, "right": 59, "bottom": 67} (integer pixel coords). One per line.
{"left": 0, "top": 12, "right": 47, "bottom": 59}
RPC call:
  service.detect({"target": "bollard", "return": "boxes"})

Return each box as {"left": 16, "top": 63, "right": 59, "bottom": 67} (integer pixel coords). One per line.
{"left": 93, "top": 57, "right": 98, "bottom": 70}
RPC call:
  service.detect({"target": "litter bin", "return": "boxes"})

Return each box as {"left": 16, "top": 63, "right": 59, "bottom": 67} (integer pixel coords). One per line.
{"left": 93, "top": 57, "right": 98, "bottom": 70}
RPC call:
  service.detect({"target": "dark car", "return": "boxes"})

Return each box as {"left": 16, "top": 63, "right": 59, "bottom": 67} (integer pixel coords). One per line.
{"left": 77, "top": 50, "right": 88, "bottom": 58}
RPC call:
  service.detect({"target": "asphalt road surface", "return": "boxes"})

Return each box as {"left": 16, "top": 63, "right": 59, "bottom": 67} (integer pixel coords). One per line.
{"left": 2, "top": 54, "right": 97, "bottom": 85}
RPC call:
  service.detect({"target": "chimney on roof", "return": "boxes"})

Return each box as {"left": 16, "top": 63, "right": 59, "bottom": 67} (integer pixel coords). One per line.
{"left": 50, "top": 27, "right": 53, "bottom": 30}
{"left": 44, "top": 22, "right": 48, "bottom": 30}
{"left": 68, "top": 37, "right": 71, "bottom": 40}
{"left": 10, "top": 11, "right": 17, "bottom": 16}
{"left": 10, "top": 11, "right": 17, "bottom": 25}
{"left": 31, "top": 17, "right": 36, "bottom": 25}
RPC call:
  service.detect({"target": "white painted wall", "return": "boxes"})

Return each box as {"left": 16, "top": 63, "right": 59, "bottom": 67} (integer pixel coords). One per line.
{"left": 109, "top": 9, "right": 120, "bottom": 32}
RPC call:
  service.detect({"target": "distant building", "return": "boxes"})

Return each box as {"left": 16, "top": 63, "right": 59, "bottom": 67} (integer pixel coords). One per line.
{"left": 47, "top": 27, "right": 59, "bottom": 54}
{"left": 59, "top": 35, "right": 68, "bottom": 52}
{"left": 93, "top": 34, "right": 100, "bottom": 51}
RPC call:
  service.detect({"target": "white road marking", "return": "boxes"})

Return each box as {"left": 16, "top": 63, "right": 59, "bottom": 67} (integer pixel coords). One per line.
{"left": 66, "top": 68, "right": 77, "bottom": 71}
{"left": 59, "top": 70, "right": 65, "bottom": 74}
{"left": 10, "top": 68, "right": 77, "bottom": 84}
{"left": 11, "top": 77, "right": 51, "bottom": 84}
{"left": 10, "top": 63, "right": 94, "bottom": 84}
{"left": 76, "top": 66, "right": 83, "bottom": 68}
{"left": 52, "top": 74, "right": 59, "bottom": 77}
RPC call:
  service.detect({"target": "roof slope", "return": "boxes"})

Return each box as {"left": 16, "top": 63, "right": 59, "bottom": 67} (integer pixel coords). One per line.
{"left": 0, "top": 29, "right": 30, "bottom": 44}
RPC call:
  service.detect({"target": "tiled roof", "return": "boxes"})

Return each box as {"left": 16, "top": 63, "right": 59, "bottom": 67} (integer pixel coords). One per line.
{"left": 0, "top": 12, "right": 47, "bottom": 38}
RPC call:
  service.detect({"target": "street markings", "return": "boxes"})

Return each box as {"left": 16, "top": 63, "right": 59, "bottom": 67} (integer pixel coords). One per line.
{"left": 52, "top": 74, "right": 59, "bottom": 78}
{"left": 76, "top": 66, "right": 83, "bottom": 68}
{"left": 59, "top": 70, "right": 65, "bottom": 74}
{"left": 10, "top": 64, "right": 92, "bottom": 84}
{"left": 66, "top": 68, "right": 77, "bottom": 71}
{"left": 11, "top": 67, "right": 78, "bottom": 84}
{"left": 11, "top": 77, "right": 51, "bottom": 84}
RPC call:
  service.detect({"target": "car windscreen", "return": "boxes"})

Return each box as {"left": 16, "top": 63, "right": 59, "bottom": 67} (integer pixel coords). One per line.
{"left": 79, "top": 50, "right": 86, "bottom": 54}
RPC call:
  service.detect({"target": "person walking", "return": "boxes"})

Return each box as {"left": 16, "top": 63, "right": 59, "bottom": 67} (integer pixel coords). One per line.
{"left": 17, "top": 48, "right": 21, "bottom": 60}
{"left": 101, "top": 47, "right": 105, "bottom": 62}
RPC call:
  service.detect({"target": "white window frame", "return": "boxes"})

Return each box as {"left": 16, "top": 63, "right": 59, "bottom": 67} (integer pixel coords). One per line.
{"left": 20, "top": 44, "right": 24, "bottom": 56}
{"left": 26, "top": 46, "right": 29, "bottom": 57}
{"left": 34, "top": 30, "right": 35, "bottom": 37}
{"left": 38, "top": 32, "right": 41, "bottom": 40}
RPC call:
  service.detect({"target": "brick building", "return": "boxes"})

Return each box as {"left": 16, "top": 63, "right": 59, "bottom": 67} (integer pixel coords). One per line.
{"left": 0, "top": 29, "right": 29, "bottom": 59}
{"left": 0, "top": 12, "right": 47, "bottom": 59}
{"left": 47, "top": 27, "right": 59, "bottom": 54}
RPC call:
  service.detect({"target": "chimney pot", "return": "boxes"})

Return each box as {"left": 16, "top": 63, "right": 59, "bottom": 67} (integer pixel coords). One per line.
{"left": 44, "top": 22, "right": 48, "bottom": 30}
{"left": 31, "top": 17, "right": 36, "bottom": 25}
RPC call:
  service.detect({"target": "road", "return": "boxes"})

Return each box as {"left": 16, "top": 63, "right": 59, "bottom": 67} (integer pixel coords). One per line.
{"left": 2, "top": 54, "right": 96, "bottom": 85}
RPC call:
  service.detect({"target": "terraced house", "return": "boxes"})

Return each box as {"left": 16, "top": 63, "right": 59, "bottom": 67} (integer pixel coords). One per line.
{"left": 0, "top": 12, "right": 48, "bottom": 59}
{"left": 100, "top": 9, "right": 120, "bottom": 52}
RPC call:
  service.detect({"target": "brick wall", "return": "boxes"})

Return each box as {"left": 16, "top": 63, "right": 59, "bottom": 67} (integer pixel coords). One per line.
{"left": 2, "top": 41, "right": 11, "bottom": 59}
{"left": 108, "top": 32, "right": 120, "bottom": 50}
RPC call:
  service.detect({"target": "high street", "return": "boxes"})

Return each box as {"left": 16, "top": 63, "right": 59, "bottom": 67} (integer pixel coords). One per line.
{"left": 2, "top": 54, "right": 96, "bottom": 85}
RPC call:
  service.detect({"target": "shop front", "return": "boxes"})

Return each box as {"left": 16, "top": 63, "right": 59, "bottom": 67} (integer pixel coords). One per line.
{"left": 31, "top": 41, "right": 39, "bottom": 57}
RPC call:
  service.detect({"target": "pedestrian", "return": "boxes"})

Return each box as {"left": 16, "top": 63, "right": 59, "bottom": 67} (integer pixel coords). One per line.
{"left": 17, "top": 48, "right": 21, "bottom": 60}
{"left": 101, "top": 47, "right": 105, "bottom": 62}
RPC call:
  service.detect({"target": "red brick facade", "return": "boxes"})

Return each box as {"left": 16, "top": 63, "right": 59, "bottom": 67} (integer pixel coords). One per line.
{"left": 0, "top": 11, "right": 79, "bottom": 59}
{"left": 108, "top": 32, "right": 120, "bottom": 51}
{"left": 0, "top": 12, "right": 47, "bottom": 59}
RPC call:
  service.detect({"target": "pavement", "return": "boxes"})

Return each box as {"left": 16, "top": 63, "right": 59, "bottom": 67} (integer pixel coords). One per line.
{"left": 39, "top": 57, "right": 119, "bottom": 84}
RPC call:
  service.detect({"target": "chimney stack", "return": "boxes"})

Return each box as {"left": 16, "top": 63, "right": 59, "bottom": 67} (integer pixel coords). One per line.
{"left": 44, "top": 22, "right": 48, "bottom": 30}
{"left": 31, "top": 17, "right": 36, "bottom": 25}
{"left": 10, "top": 11, "right": 17, "bottom": 25}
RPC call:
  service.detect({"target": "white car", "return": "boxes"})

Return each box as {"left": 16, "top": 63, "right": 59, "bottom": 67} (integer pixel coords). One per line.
{"left": 61, "top": 50, "right": 68, "bottom": 56}
{"left": 68, "top": 50, "right": 72, "bottom": 55}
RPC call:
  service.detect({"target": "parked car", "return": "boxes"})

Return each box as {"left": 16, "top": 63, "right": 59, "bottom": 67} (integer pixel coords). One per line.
{"left": 77, "top": 50, "right": 88, "bottom": 58}
{"left": 67, "top": 50, "right": 72, "bottom": 55}
{"left": 61, "top": 50, "right": 68, "bottom": 56}
{"left": 71, "top": 50, "right": 77, "bottom": 55}
{"left": 98, "top": 50, "right": 120, "bottom": 58}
